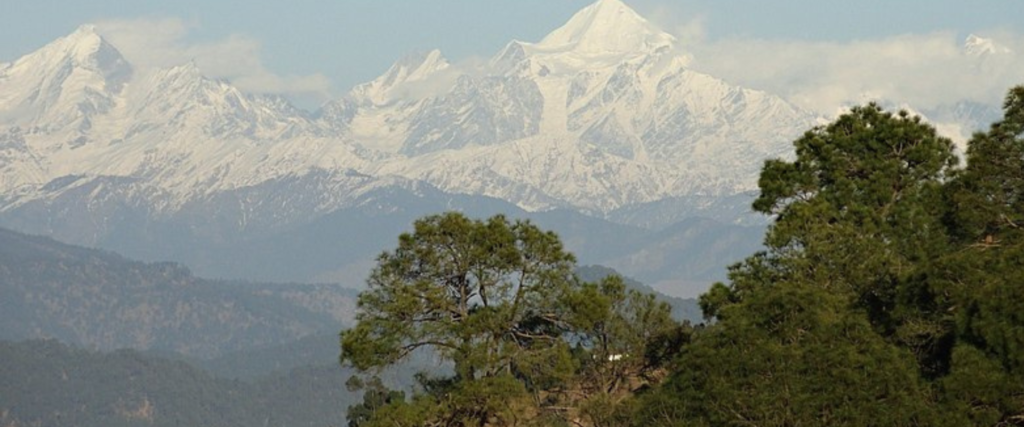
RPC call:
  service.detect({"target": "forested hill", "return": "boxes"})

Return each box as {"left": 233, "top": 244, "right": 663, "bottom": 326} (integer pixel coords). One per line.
{"left": 0, "top": 227, "right": 357, "bottom": 359}
{"left": 0, "top": 339, "right": 356, "bottom": 427}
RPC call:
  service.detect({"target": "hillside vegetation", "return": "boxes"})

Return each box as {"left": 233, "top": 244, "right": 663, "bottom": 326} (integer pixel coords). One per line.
{"left": 0, "top": 227, "right": 357, "bottom": 359}
{"left": 0, "top": 340, "right": 356, "bottom": 427}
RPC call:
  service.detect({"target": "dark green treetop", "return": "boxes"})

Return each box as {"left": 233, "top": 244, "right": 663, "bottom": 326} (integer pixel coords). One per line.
{"left": 644, "top": 103, "right": 966, "bottom": 427}
{"left": 936, "top": 86, "right": 1024, "bottom": 424}
{"left": 643, "top": 86, "right": 1024, "bottom": 427}
{"left": 341, "top": 213, "right": 577, "bottom": 382}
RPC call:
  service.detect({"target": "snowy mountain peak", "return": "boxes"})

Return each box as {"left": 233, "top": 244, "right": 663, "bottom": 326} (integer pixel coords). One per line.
{"left": 0, "top": 25, "right": 132, "bottom": 129}
{"left": 964, "top": 34, "right": 1011, "bottom": 56}
{"left": 68, "top": 24, "right": 100, "bottom": 41}
{"left": 165, "top": 60, "right": 204, "bottom": 79}
{"left": 398, "top": 49, "right": 448, "bottom": 73}
{"left": 58, "top": 25, "right": 104, "bottom": 60}
{"left": 492, "top": 41, "right": 529, "bottom": 66}
{"left": 32, "top": 25, "right": 132, "bottom": 94}
{"left": 350, "top": 49, "right": 450, "bottom": 105}
{"left": 536, "top": 0, "right": 674, "bottom": 55}
{"left": 38, "top": 25, "right": 130, "bottom": 76}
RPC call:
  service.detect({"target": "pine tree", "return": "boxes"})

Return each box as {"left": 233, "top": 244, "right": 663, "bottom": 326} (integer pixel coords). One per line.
{"left": 340, "top": 212, "right": 681, "bottom": 426}
{"left": 936, "top": 85, "right": 1024, "bottom": 424}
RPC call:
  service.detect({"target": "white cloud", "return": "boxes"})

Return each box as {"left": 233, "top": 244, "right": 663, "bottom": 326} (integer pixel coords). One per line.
{"left": 679, "top": 31, "right": 1024, "bottom": 117}
{"left": 644, "top": 5, "right": 706, "bottom": 46}
{"left": 91, "top": 16, "right": 1024, "bottom": 123}
{"left": 94, "top": 18, "right": 332, "bottom": 105}
{"left": 638, "top": 4, "right": 1024, "bottom": 117}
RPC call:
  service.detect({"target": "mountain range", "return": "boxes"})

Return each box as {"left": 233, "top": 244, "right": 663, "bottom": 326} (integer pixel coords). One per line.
{"left": 0, "top": 0, "right": 1002, "bottom": 295}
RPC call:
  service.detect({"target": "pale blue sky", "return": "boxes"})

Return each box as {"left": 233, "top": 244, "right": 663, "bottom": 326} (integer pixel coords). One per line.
{"left": 3, "top": 0, "right": 1022, "bottom": 110}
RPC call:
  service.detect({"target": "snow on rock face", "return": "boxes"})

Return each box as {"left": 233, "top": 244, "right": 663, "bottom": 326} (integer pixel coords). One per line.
{"left": 399, "top": 73, "right": 544, "bottom": 156}
{"left": 964, "top": 34, "right": 1012, "bottom": 56}
{"left": 535, "top": 0, "right": 674, "bottom": 55}
{"left": 125, "top": 62, "right": 310, "bottom": 141}
{"left": 350, "top": 49, "right": 450, "bottom": 106}
{"left": 0, "top": 25, "right": 131, "bottom": 133}
{"left": 1, "top": 0, "right": 823, "bottom": 219}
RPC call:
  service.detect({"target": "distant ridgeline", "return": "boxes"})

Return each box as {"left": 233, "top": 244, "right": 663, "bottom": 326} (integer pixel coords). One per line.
{"left": 0, "top": 226, "right": 698, "bottom": 360}
{"left": 0, "top": 226, "right": 357, "bottom": 360}
{"left": 0, "top": 339, "right": 356, "bottom": 427}
{"left": 0, "top": 227, "right": 368, "bottom": 427}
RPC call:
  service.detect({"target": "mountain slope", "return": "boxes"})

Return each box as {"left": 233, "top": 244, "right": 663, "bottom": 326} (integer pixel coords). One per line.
{"left": 0, "top": 340, "right": 356, "bottom": 427}
{"left": 0, "top": 227, "right": 356, "bottom": 359}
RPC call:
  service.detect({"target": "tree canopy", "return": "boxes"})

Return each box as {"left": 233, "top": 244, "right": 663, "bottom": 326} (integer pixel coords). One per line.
{"left": 340, "top": 212, "right": 681, "bottom": 427}
{"left": 634, "top": 86, "right": 1024, "bottom": 426}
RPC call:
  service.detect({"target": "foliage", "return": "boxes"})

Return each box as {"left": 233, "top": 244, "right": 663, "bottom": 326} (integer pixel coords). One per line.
{"left": 341, "top": 213, "right": 578, "bottom": 381}
{"left": 340, "top": 213, "right": 682, "bottom": 426}
{"left": 634, "top": 86, "right": 1024, "bottom": 426}
{"left": 346, "top": 376, "right": 406, "bottom": 427}
{"left": 566, "top": 275, "right": 686, "bottom": 390}
{"left": 935, "top": 86, "right": 1024, "bottom": 424}
{"left": 575, "top": 264, "right": 703, "bottom": 324}
{"left": 636, "top": 282, "right": 948, "bottom": 426}
{"left": 751, "top": 104, "right": 956, "bottom": 311}
{"left": 946, "top": 86, "right": 1024, "bottom": 242}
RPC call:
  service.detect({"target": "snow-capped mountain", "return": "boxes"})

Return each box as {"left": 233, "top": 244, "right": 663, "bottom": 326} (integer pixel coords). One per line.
{"left": 4, "top": 0, "right": 1006, "bottom": 294}
{"left": 964, "top": 34, "right": 1012, "bottom": 57}
{"left": 0, "top": 25, "right": 130, "bottom": 132}
{"left": 0, "top": 0, "right": 821, "bottom": 221}
{"left": 346, "top": 0, "right": 820, "bottom": 212}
